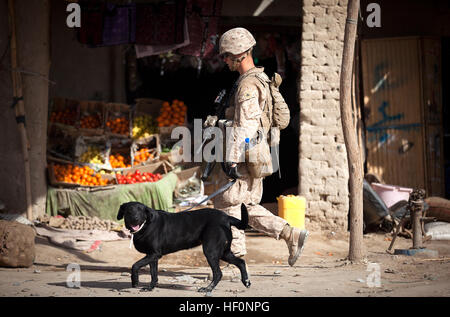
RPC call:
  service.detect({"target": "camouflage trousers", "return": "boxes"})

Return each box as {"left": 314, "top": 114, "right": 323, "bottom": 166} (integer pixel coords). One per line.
{"left": 213, "top": 174, "right": 287, "bottom": 257}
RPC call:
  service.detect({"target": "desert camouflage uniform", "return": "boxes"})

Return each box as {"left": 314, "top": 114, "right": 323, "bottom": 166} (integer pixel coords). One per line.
{"left": 213, "top": 67, "right": 288, "bottom": 256}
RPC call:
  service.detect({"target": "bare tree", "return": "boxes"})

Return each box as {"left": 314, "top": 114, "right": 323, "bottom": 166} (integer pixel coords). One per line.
{"left": 339, "top": 0, "right": 364, "bottom": 261}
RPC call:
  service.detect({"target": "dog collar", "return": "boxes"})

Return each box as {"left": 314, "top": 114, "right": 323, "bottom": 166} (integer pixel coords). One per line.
{"left": 129, "top": 220, "right": 146, "bottom": 249}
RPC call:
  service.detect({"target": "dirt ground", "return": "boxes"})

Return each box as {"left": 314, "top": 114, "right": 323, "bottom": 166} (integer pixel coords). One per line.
{"left": 1, "top": 228, "right": 449, "bottom": 298}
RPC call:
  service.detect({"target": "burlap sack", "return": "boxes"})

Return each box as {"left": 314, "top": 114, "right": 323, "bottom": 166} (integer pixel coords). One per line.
{"left": 0, "top": 220, "right": 35, "bottom": 268}
{"left": 425, "top": 197, "right": 450, "bottom": 223}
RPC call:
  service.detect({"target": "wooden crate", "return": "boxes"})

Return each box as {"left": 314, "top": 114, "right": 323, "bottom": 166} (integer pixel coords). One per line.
{"left": 78, "top": 100, "right": 105, "bottom": 135}
{"left": 48, "top": 161, "right": 116, "bottom": 188}
{"left": 47, "top": 124, "right": 77, "bottom": 162}
{"left": 105, "top": 103, "right": 132, "bottom": 138}
{"left": 117, "top": 161, "right": 168, "bottom": 181}
{"left": 49, "top": 97, "right": 79, "bottom": 128}
{"left": 108, "top": 138, "right": 133, "bottom": 171}
{"left": 134, "top": 98, "right": 164, "bottom": 118}
{"left": 74, "top": 135, "right": 111, "bottom": 170}
{"left": 131, "top": 134, "right": 161, "bottom": 167}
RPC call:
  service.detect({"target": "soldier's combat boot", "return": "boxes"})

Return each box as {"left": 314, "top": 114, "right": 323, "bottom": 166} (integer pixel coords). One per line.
{"left": 280, "top": 224, "right": 309, "bottom": 266}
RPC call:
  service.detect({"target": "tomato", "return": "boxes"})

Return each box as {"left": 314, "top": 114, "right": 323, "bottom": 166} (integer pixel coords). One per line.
{"left": 117, "top": 169, "right": 162, "bottom": 184}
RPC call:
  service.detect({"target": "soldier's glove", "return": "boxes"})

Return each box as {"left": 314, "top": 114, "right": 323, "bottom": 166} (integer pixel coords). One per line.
{"left": 223, "top": 162, "right": 242, "bottom": 179}
{"left": 201, "top": 161, "right": 216, "bottom": 182}
{"left": 204, "top": 115, "right": 218, "bottom": 128}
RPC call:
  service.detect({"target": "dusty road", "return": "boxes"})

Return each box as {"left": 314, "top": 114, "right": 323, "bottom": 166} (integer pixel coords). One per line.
{"left": 1, "top": 229, "right": 449, "bottom": 299}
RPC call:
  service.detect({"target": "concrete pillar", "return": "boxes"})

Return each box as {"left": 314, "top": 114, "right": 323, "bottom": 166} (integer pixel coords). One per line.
{"left": 299, "top": 0, "right": 350, "bottom": 230}
{"left": 0, "top": 0, "right": 50, "bottom": 217}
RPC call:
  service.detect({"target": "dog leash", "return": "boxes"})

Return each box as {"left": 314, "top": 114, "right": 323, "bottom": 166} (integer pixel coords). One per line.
{"left": 180, "top": 179, "right": 237, "bottom": 212}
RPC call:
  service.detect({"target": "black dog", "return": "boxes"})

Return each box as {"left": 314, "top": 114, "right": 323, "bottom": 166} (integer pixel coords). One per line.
{"left": 117, "top": 202, "right": 251, "bottom": 293}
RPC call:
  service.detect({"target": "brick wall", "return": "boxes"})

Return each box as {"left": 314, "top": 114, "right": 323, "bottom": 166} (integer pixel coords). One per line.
{"left": 299, "top": 0, "right": 349, "bottom": 230}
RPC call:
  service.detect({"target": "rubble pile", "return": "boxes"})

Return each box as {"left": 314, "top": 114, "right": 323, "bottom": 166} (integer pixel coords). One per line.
{"left": 38, "top": 214, "right": 121, "bottom": 231}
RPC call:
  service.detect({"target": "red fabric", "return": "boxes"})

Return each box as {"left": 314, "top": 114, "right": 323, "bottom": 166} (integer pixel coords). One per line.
{"left": 78, "top": 1, "right": 105, "bottom": 46}
{"left": 135, "top": 1, "right": 186, "bottom": 45}
{"left": 102, "top": 4, "right": 136, "bottom": 45}
{"left": 178, "top": 0, "right": 222, "bottom": 58}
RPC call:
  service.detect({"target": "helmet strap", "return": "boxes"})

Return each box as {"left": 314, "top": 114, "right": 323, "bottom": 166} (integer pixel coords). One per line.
{"left": 229, "top": 51, "right": 249, "bottom": 70}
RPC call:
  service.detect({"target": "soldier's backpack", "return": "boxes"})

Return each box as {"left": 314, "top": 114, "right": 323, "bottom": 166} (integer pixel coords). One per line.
{"left": 245, "top": 72, "right": 290, "bottom": 178}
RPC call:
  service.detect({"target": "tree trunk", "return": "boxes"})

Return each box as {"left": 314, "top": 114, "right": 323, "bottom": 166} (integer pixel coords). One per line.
{"left": 339, "top": 0, "right": 364, "bottom": 261}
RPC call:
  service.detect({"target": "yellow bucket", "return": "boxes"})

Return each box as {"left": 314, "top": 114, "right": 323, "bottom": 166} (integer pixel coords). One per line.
{"left": 277, "top": 195, "right": 306, "bottom": 229}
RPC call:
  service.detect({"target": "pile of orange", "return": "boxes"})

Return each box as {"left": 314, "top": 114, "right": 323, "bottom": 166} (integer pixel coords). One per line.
{"left": 109, "top": 153, "right": 131, "bottom": 169}
{"left": 53, "top": 163, "right": 110, "bottom": 186}
{"left": 133, "top": 148, "right": 154, "bottom": 165}
{"left": 156, "top": 100, "right": 187, "bottom": 127}
{"left": 50, "top": 108, "right": 77, "bottom": 126}
{"left": 106, "top": 117, "right": 129, "bottom": 135}
{"left": 80, "top": 114, "right": 102, "bottom": 129}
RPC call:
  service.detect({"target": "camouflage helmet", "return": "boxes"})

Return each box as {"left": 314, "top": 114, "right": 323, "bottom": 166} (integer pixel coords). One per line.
{"left": 219, "top": 27, "right": 256, "bottom": 56}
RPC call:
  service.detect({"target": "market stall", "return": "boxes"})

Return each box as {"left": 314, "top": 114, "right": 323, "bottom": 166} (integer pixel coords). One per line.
{"left": 45, "top": 96, "right": 199, "bottom": 221}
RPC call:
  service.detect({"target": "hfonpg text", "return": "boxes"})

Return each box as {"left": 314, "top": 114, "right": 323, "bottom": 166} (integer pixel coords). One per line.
{"left": 66, "top": 263, "right": 81, "bottom": 288}
{"left": 66, "top": 3, "right": 380, "bottom": 29}
{"left": 365, "top": 3, "right": 381, "bottom": 28}
{"left": 66, "top": 3, "right": 81, "bottom": 28}
{"left": 366, "top": 262, "right": 381, "bottom": 288}
{"left": 179, "top": 301, "right": 270, "bottom": 314}
{"left": 223, "top": 301, "right": 270, "bottom": 312}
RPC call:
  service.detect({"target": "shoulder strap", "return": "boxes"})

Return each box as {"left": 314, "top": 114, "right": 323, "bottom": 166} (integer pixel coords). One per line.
{"left": 252, "top": 72, "right": 273, "bottom": 132}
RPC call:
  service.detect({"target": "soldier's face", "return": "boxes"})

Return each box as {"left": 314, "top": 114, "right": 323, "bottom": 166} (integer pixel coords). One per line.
{"left": 223, "top": 52, "right": 245, "bottom": 72}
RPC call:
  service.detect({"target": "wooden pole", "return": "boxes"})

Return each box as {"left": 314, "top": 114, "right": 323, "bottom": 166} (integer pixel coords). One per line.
{"left": 8, "top": 0, "right": 34, "bottom": 221}
{"left": 339, "top": 0, "right": 364, "bottom": 261}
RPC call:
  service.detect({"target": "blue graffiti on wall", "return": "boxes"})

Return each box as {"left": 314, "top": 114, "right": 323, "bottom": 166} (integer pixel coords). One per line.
{"left": 367, "top": 101, "right": 421, "bottom": 145}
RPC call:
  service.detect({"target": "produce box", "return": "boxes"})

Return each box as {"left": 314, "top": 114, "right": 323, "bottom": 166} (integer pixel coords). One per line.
{"left": 156, "top": 99, "right": 188, "bottom": 136}
{"left": 174, "top": 166, "right": 202, "bottom": 183}
{"left": 123, "top": 161, "right": 167, "bottom": 175}
{"left": 115, "top": 161, "right": 167, "bottom": 185}
{"left": 49, "top": 97, "right": 79, "bottom": 128}
{"left": 48, "top": 162, "right": 116, "bottom": 188}
{"left": 109, "top": 138, "right": 132, "bottom": 170}
{"left": 131, "top": 134, "right": 160, "bottom": 167}
{"left": 105, "top": 103, "right": 132, "bottom": 138}
{"left": 47, "top": 124, "right": 77, "bottom": 162}
{"left": 135, "top": 98, "right": 164, "bottom": 118}
{"left": 74, "top": 135, "right": 111, "bottom": 170}
{"left": 174, "top": 166, "right": 204, "bottom": 200}
{"left": 131, "top": 112, "right": 158, "bottom": 140}
{"left": 132, "top": 98, "right": 163, "bottom": 140}
{"left": 77, "top": 100, "right": 105, "bottom": 135}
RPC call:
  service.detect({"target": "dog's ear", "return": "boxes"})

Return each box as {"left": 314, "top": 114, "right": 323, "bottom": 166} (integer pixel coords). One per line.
{"left": 117, "top": 205, "right": 125, "bottom": 220}
{"left": 145, "top": 207, "right": 155, "bottom": 222}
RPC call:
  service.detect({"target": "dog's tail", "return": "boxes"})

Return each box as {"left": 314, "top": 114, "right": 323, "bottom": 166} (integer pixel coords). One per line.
{"left": 229, "top": 203, "right": 249, "bottom": 230}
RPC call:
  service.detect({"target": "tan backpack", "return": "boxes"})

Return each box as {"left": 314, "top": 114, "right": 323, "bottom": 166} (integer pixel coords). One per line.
{"left": 245, "top": 72, "right": 290, "bottom": 178}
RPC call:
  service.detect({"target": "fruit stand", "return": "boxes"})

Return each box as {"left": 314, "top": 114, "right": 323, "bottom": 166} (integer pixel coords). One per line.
{"left": 45, "top": 97, "right": 193, "bottom": 221}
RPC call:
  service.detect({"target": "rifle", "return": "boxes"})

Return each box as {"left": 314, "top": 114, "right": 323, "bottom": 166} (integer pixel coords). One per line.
{"left": 199, "top": 89, "right": 229, "bottom": 181}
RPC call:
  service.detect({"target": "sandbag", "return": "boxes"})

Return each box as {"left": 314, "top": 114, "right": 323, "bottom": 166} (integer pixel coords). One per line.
{"left": 424, "top": 221, "right": 450, "bottom": 240}
{"left": 424, "top": 197, "right": 450, "bottom": 223}
{"left": 0, "top": 220, "right": 35, "bottom": 268}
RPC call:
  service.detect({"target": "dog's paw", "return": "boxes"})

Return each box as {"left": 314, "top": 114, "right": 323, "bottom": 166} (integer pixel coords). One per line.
{"left": 139, "top": 286, "right": 154, "bottom": 292}
{"left": 198, "top": 286, "right": 213, "bottom": 293}
{"left": 140, "top": 282, "right": 157, "bottom": 292}
{"left": 243, "top": 279, "right": 251, "bottom": 288}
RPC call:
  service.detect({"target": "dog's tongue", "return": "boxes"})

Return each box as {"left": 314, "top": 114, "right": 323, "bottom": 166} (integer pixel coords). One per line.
{"left": 131, "top": 224, "right": 140, "bottom": 232}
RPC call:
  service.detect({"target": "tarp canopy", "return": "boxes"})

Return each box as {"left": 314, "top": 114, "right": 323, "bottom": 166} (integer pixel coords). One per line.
{"left": 46, "top": 172, "right": 178, "bottom": 221}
